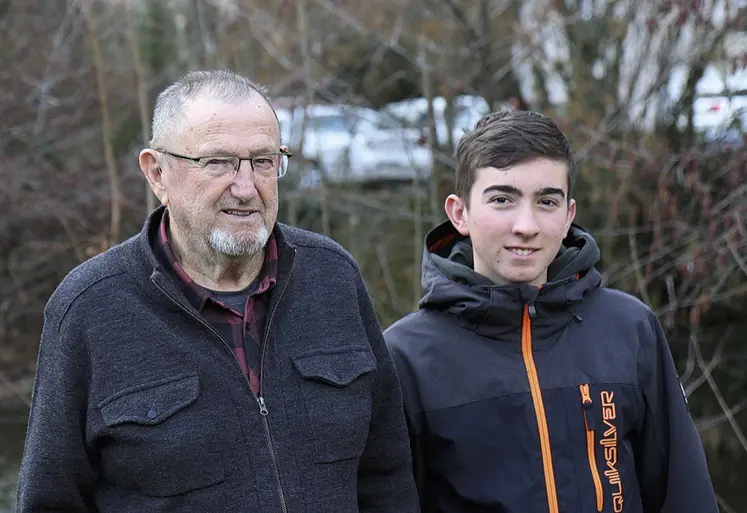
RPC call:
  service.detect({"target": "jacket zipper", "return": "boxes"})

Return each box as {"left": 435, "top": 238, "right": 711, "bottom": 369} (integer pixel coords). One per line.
{"left": 256, "top": 249, "right": 296, "bottom": 513}
{"left": 152, "top": 247, "right": 296, "bottom": 513}
{"left": 580, "top": 383, "right": 604, "bottom": 512}
{"left": 521, "top": 302, "right": 559, "bottom": 513}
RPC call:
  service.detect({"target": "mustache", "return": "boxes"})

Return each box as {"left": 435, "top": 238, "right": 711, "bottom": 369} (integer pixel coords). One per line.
{"left": 218, "top": 200, "right": 262, "bottom": 211}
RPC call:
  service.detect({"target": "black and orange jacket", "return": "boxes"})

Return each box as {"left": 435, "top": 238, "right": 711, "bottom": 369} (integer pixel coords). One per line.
{"left": 384, "top": 220, "right": 718, "bottom": 513}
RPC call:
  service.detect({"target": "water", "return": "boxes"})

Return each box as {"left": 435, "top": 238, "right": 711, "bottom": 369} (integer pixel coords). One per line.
{"left": 0, "top": 410, "right": 27, "bottom": 513}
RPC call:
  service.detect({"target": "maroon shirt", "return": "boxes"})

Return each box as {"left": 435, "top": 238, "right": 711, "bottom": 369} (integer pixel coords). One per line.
{"left": 154, "top": 211, "right": 278, "bottom": 394}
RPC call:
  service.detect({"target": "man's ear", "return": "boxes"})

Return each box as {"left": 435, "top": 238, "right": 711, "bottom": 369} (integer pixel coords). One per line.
{"left": 139, "top": 149, "right": 168, "bottom": 206}
{"left": 564, "top": 198, "right": 577, "bottom": 236}
{"left": 445, "top": 194, "right": 470, "bottom": 236}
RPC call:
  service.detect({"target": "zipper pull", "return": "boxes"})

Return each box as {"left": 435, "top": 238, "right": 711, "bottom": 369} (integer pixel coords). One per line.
{"left": 579, "top": 384, "right": 594, "bottom": 430}
{"left": 258, "top": 396, "right": 269, "bottom": 416}
{"left": 528, "top": 302, "right": 536, "bottom": 318}
{"left": 580, "top": 383, "right": 592, "bottom": 404}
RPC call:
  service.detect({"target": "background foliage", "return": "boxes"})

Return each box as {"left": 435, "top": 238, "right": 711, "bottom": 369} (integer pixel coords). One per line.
{"left": 1, "top": 0, "right": 746, "bottom": 509}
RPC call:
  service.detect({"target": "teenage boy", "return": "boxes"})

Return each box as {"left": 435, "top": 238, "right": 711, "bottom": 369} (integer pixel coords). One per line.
{"left": 384, "top": 110, "right": 718, "bottom": 513}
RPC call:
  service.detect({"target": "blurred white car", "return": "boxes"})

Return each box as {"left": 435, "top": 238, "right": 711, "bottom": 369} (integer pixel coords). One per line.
{"left": 670, "top": 63, "right": 747, "bottom": 140}
{"left": 275, "top": 103, "right": 379, "bottom": 186}
{"left": 382, "top": 94, "right": 491, "bottom": 149}
{"left": 348, "top": 113, "right": 432, "bottom": 182}
{"left": 273, "top": 95, "right": 492, "bottom": 187}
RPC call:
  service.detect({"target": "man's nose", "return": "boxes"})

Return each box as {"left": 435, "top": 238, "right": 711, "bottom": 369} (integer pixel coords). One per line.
{"left": 229, "top": 160, "right": 260, "bottom": 200}
{"left": 512, "top": 204, "right": 540, "bottom": 237}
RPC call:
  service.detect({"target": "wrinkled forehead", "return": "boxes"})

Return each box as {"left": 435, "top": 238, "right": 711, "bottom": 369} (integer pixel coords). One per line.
{"left": 176, "top": 95, "right": 280, "bottom": 150}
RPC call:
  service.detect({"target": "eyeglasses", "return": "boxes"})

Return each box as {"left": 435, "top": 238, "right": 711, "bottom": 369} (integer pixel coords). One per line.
{"left": 155, "top": 148, "right": 292, "bottom": 179}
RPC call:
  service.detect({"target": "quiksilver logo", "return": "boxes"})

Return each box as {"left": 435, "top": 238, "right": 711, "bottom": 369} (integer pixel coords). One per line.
{"left": 600, "top": 391, "right": 623, "bottom": 512}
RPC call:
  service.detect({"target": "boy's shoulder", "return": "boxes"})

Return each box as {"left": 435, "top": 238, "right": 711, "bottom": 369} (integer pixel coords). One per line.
{"left": 383, "top": 307, "right": 458, "bottom": 359}
{"left": 593, "top": 286, "right": 657, "bottom": 323}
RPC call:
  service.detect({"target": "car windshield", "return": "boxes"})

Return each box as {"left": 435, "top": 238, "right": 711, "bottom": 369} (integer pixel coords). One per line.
{"left": 375, "top": 116, "right": 406, "bottom": 130}
{"left": 307, "top": 115, "right": 352, "bottom": 132}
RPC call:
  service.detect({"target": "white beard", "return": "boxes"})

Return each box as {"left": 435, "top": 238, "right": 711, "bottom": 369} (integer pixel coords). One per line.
{"left": 209, "top": 225, "right": 270, "bottom": 256}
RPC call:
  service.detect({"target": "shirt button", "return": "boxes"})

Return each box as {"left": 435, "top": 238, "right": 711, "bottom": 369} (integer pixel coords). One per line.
{"left": 147, "top": 408, "right": 157, "bottom": 419}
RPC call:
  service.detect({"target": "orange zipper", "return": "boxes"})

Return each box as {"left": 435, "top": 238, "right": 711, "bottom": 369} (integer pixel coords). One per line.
{"left": 580, "top": 384, "right": 604, "bottom": 512}
{"left": 521, "top": 304, "right": 559, "bottom": 513}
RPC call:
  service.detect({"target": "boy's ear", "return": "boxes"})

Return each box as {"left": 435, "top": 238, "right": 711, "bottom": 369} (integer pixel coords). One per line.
{"left": 564, "top": 198, "right": 577, "bottom": 236}
{"left": 445, "top": 194, "right": 470, "bottom": 236}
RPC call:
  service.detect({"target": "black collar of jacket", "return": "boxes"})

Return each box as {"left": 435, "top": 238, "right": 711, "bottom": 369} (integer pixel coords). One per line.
{"left": 419, "top": 220, "right": 602, "bottom": 343}
{"left": 126, "top": 205, "right": 297, "bottom": 315}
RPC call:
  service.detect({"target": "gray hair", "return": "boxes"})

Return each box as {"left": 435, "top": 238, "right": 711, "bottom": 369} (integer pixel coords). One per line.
{"left": 150, "top": 69, "right": 276, "bottom": 148}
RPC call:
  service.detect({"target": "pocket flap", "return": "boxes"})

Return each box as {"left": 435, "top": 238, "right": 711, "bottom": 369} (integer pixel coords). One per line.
{"left": 292, "top": 348, "right": 376, "bottom": 387}
{"left": 98, "top": 374, "right": 200, "bottom": 427}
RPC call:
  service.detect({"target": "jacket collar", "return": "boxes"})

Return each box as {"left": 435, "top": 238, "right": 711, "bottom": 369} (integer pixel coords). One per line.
{"left": 127, "top": 206, "right": 297, "bottom": 314}
{"left": 419, "top": 220, "right": 602, "bottom": 341}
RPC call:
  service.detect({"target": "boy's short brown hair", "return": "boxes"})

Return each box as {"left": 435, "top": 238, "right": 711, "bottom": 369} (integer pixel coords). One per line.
{"left": 454, "top": 110, "right": 577, "bottom": 205}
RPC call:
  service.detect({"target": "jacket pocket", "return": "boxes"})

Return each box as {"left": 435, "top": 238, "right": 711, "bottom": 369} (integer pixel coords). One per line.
{"left": 292, "top": 347, "right": 376, "bottom": 463}
{"left": 579, "top": 383, "right": 604, "bottom": 512}
{"left": 97, "top": 374, "right": 226, "bottom": 497}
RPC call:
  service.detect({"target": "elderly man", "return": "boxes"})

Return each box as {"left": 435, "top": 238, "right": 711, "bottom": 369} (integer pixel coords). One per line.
{"left": 17, "top": 70, "right": 419, "bottom": 512}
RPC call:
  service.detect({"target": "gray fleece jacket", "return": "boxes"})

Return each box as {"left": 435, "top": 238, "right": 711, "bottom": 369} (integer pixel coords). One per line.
{"left": 16, "top": 206, "right": 419, "bottom": 513}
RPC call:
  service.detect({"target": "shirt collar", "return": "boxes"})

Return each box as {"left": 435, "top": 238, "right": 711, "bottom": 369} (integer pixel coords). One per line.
{"left": 153, "top": 208, "right": 278, "bottom": 312}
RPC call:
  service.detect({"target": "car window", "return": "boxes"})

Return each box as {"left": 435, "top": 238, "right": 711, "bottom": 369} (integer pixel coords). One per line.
{"left": 375, "top": 116, "right": 405, "bottom": 130}
{"left": 307, "top": 115, "right": 352, "bottom": 132}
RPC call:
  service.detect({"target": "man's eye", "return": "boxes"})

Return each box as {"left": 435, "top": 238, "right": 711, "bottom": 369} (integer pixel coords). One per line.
{"left": 540, "top": 198, "right": 559, "bottom": 207}
{"left": 491, "top": 196, "right": 510, "bottom": 204}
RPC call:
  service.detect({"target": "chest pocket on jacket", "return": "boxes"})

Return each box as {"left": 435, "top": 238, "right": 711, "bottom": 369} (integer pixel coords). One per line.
{"left": 292, "top": 347, "right": 376, "bottom": 463}
{"left": 97, "top": 374, "right": 226, "bottom": 497}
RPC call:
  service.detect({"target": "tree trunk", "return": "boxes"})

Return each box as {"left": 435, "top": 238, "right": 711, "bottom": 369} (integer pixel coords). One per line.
{"left": 82, "top": 0, "right": 121, "bottom": 245}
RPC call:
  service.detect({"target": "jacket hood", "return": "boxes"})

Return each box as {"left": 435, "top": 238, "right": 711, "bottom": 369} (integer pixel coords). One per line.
{"left": 419, "top": 220, "right": 602, "bottom": 340}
